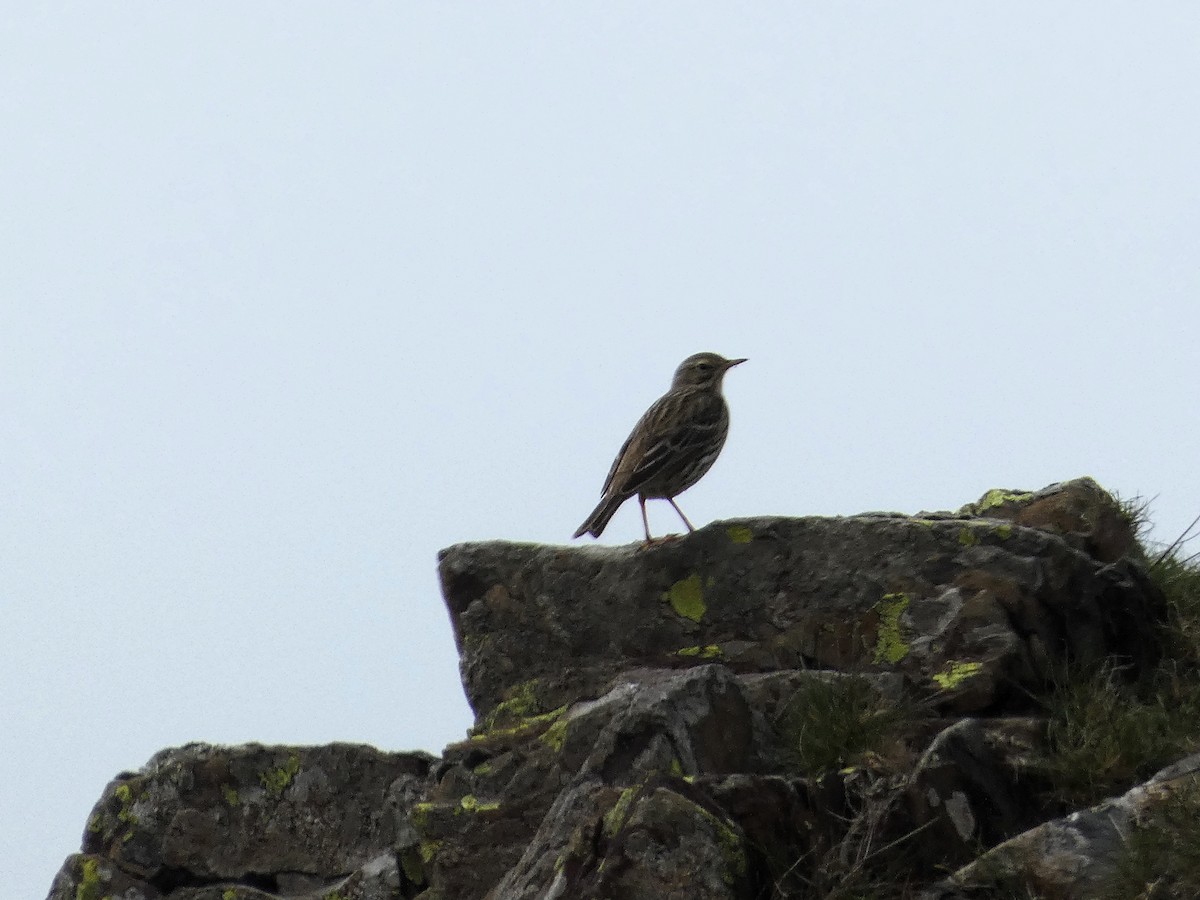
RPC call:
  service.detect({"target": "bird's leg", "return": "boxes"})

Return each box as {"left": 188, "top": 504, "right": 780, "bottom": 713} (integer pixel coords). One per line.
{"left": 639, "top": 499, "right": 680, "bottom": 548}
{"left": 667, "top": 497, "right": 696, "bottom": 533}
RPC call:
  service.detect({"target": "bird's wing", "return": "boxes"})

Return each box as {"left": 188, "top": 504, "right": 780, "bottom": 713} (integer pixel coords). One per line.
{"left": 599, "top": 430, "right": 635, "bottom": 497}
{"left": 604, "top": 390, "right": 724, "bottom": 497}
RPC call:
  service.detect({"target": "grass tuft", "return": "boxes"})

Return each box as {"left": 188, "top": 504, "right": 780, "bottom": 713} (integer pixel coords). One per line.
{"left": 1104, "top": 777, "right": 1200, "bottom": 900}
{"left": 1151, "top": 549, "right": 1200, "bottom": 664}
{"left": 1116, "top": 492, "right": 1155, "bottom": 545}
{"left": 1041, "top": 663, "right": 1197, "bottom": 807}
{"left": 1039, "top": 535, "right": 1200, "bottom": 809}
{"left": 776, "top": 675, "right": 916, "bottom": 776}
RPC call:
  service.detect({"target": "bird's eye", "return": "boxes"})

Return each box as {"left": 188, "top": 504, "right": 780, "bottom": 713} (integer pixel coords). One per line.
{"left": 697, "top": 363, "right": 712, "bottom": 371}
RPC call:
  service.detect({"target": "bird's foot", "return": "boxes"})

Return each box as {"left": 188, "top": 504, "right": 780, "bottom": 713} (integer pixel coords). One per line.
{"left": 639, "top": 533, "right": 684, "bottom": 549}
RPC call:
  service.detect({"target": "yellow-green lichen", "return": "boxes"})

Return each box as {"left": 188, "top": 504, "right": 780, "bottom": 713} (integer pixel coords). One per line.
{"left": 932, "top": 660, "right": 984, "bottom": 689}
{"left": 399, "top": 847, "right": 426, "bottom": 886}
{"left": 539, "top": 716, "right": 570, "bottom": 753}
{"left": 223, "top": 890, "right": 238, "bottom": 900}
{"left": 459, "top": 794, "right": 500, "bottom": 814}
{"left": 471, "top": 704, "right": 567, "bottom": 743}
{"left": 873, "top": 593, "right": 911, "bottom": 665}
{"left": 715, "top": 818, "right": 748, "bottom": 886}
{"left": 478, "top": 679, "right": 542, "bottom": 731}
{"left": 670, "top": 757, "right": 684, "bottom": 776}
{"left": 411, "top": 802, "right": 436, "bottom": 832}
{"left": 419, "top": 839, "right": 441, "bottom": 863}
{"left": 260, "top": 752, "right": 301, "bottom": 797}
{"left": 676, "top": 644, "right": 723, "bottom": 659}
{"left": 221, "top": 785, "right": 239, "bottom": 806}
{"left": 112, "top": 782, "right": 138, "bottom": 841}
{"left": 664, "top": 574, "right": 706, "bottom": 622}
{"left": 687, "top": 799, "right": 747, "bottom": 886}
{"left": 958, "top": 527, "right": 980, "bottom": 547}
{"left": 75, "top": 857, "right": 104, "bottom": 900}
{"left": 726, "top": 525, "right": 753, "bottom": 544}
{"left": 86, "top": 813, "right": 103, "bottom": 834}
{"left": 977, "top": 489, "right": 1034, "bottom": 512}
{"left": 603, "top": 786, "right": 638, "bottom": 837}
{"left": 114, "top": 784, "right": 137, "bottom": 825}
{"left": 472, "top": 762, "right": 493, "bottom": 776}
{"left": 995, "top": 523, "right": 1013, "bottom": 539}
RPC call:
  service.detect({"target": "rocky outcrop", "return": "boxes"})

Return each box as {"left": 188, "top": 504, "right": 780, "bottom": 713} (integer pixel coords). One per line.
{"left": 440, "top": 483, "right": 1160, "bottom": 723}
{"left": 48, "top": 478, "right": 1196, "bottom": 900}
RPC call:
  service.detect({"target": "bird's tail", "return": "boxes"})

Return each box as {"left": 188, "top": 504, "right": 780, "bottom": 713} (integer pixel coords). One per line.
{"left": 572, "top": 495, "right": 624, "bottom": 539}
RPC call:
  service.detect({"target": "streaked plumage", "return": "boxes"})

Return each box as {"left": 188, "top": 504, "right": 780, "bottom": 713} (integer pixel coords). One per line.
{"left": 573, "top": 352, "right": 746, "bottom": 542}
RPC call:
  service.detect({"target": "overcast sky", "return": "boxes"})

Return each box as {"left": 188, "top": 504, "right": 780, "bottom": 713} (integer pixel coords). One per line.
{"left": 5, "top": 5, "right": 1200, "bottom": 896}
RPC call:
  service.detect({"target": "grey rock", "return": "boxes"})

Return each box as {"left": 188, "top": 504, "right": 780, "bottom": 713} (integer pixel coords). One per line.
{"left": 952, "top": 477, "right": 1139, "bottom": 563}
{"left": 74, "top": 742, "right": 431, "bottom": 893}
{"left": 440, "top": 501, "right": 1161, "bottom": 724}
{"left": 45, "top": 479, "right": 1176, "bottom": 900}
{"left": 923, "top": 753, "right": 1200, "bottom": 899}
{"left": 903, "top": 717, "right": 1052, "bottom": 870}
{"left": 414, "top": 665, "right": 756, "bottom": 899}
{"left": 47, "top": 854, "right": 162, "bottom": 900}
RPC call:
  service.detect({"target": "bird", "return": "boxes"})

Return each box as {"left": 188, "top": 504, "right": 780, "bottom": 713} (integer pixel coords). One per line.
{"left": 573, "top": 352, "right": 746, "bottom": 543}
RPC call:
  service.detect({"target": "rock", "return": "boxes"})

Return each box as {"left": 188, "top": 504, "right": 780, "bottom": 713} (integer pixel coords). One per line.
{"left": 922, "top": 752, "right": 1200, "bottom": 899}
{"left": 46, "top": 479, "right": 1178, "bottom": 900}
{"left": 582, "top": 780, "right": 753, "bottom": 899}
{"left": 48, "top": 854, "right": 161, "bottom": 900}
{"left": 439, "top": 509, "right": 1162, "bottom": 724}
{"left": 412, "top": 665, "right": 754, "bottom": 899}
{"left": 903, "top": 717, "right": 1053, "bottom": 871}
{"left": 492, "top": 776, "right": 755, "bottom": 900}
{"left": 953, "top": 476, "right": 1138, "bottom": 564}
{"left": 62, "top": 743, "right": 432, "bottom": 898}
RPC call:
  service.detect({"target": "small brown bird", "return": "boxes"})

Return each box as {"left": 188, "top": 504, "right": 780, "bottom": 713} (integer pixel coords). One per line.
{"left": 573, "top": 352, "right": 746, "bottom": 542}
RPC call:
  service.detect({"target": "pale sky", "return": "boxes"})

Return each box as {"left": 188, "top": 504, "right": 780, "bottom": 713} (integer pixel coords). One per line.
{"left": 5, "top": 5, "right": 1200, "bottom": 897}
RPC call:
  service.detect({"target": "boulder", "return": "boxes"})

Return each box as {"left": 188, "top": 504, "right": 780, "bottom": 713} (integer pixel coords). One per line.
{"left": 953, "top": 477, "right": 1139, "bottom": 564}
{"left": 439, "top": 482, "right": 1160, "bottom": 725}
{"left": 52, "top": 743, "right": 433, "bottom": 900}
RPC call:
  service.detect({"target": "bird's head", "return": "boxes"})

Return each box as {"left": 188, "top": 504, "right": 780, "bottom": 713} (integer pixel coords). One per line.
{"left": 670, "top": 352, "right": 746, "bottom": 390}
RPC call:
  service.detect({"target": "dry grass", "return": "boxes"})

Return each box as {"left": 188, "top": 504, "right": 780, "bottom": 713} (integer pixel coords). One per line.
{"left": 1039, "top": 513, "right": 1200, "bottom": 808}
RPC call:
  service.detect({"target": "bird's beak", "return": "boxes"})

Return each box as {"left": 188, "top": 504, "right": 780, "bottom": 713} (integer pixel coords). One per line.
{"left": 725, "top": 358, "right": 747, "bottom": 369}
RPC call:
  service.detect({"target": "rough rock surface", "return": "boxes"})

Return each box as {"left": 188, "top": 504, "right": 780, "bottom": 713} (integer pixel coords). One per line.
{"left": 921, "top": 752, "right": 1200, "bottom": 899}
{"left": 440, "top": 478, "right": 1161, "bottom": 723}
{"left": 47, "top": 477, "right": 1192, "bottom": 900}
{"left": 53, "top": 743, "right": 433, "bottom": 900}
